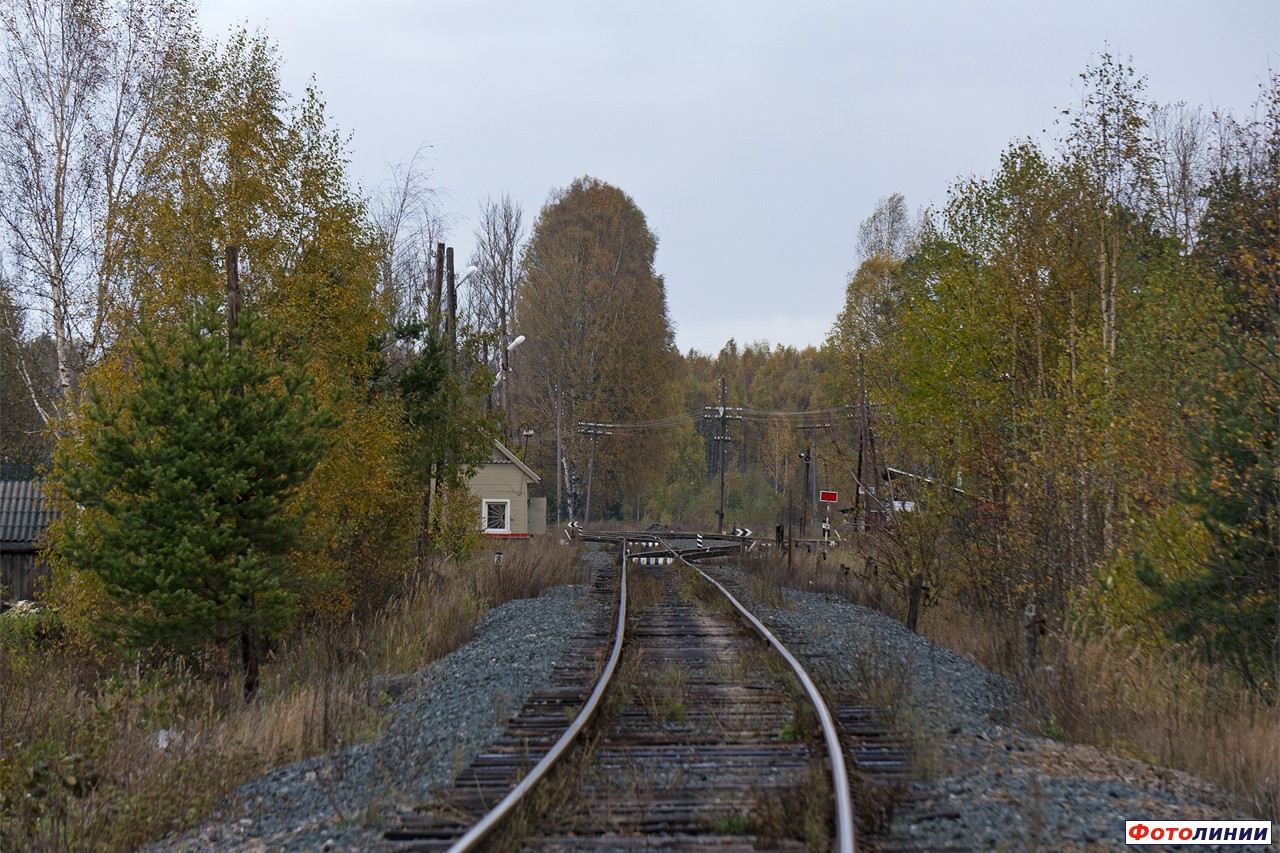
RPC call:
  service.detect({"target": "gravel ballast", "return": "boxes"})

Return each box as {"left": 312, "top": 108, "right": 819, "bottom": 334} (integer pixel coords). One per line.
{"left": 152, "top": 550, "right": 615, "bottom": 853}
{"left": 704, "top": 565, "right": 1269, "bottom": 852}
{"left": 155, "top": 551, "right": 1268, "bottom": 852}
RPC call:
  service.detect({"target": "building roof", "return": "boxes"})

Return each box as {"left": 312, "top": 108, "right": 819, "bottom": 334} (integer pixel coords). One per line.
{"left": 0, "top": 480, "right": 58, "bottom": 551}
{"left": 491, "top": 440, "right": 540, "bottom": 483}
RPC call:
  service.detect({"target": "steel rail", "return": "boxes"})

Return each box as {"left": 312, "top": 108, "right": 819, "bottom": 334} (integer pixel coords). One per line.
{"left": 570, "top": 528, "right": 750, "bottom": 546}
{"left": 665, "top": 540, "right": 857, "bottom": 853}
{"left": 445, "top": 544, "right": 629, "bottom": 853}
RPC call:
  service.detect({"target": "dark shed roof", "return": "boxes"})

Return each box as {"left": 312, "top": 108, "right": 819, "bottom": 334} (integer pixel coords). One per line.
{"left": 0, "top": 481, "right": 58, "bottom": 551}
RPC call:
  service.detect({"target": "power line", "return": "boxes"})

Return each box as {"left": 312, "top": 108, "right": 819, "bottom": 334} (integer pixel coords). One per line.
{"left": 576, "top": 422, "right": 615, "bottom": 526}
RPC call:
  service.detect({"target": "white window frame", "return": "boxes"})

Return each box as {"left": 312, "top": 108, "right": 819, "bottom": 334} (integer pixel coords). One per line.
{"left": 482, "top": 499, "right": 511, "bottom": 534}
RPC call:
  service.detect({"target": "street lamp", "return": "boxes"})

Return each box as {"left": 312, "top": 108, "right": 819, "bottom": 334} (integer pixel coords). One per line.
{"left": 493, "top": 334, "right": 528, "bottom": 449}
{"left": 492, "top": 334, "right": 526, "bottom": 387}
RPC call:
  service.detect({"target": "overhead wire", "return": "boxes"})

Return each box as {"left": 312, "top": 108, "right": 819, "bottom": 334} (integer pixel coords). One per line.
{"left": 559, "top": 404, "right": 863, "bottom": 436}
{"left": 739, "top": 405, "right": 854, "bottom": 418}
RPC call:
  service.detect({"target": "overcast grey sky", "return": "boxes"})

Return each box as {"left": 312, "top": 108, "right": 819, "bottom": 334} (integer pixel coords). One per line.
{"left": 199, "top": 1, "right": 1278, "bottom": 355}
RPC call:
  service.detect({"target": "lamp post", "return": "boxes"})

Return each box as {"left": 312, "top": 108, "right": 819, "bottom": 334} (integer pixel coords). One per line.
{"left": 492, "top": 334, "right": 525, "bottom": 437}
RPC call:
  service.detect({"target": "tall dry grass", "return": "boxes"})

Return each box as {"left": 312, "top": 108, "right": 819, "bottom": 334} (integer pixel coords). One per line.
{"left": 737, "top": 544, "right": 896, "bottom": 614}
{"left": 0, "top": 535, "right": 580, "bottom": 851}
{"left": 368, "top": 534, "right": 581, "bottom": 675}
{"left": 731, "top": 545, "right": 1278, "bottom": 822}
{"left": 1038, "top": 624, "right": 1278, "bottom": 821}
{"left": 918, "top": 601, "right": 1280, "bottom": 822}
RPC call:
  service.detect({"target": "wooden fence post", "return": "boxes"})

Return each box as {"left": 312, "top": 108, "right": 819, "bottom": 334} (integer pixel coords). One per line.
{"left": 1023, "top": 602, "right": 1045, "bottom": 676}
{"left": 906, "top": 571, "right": 925, "bottom": 632}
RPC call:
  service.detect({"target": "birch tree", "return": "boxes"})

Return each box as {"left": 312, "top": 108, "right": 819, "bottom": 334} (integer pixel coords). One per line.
{"left": 370, "top": 146, "right": 448, "bottom": 334}
{"left": 0, "top": 0, "right": 191, "bottom": 412}
{"left": 1065, "top": 53, "right": 1157, "bottom": 557}
{"left": 466, "top": 194, "right": 525, "bottom": 419}
{"left": 1150, "top": 101, "right": 1212, "bottom": 250}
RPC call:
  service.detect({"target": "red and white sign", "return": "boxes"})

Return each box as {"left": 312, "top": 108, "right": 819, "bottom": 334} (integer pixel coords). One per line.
{"left": 819, "top": 490, "right": 838, "bottom": 503}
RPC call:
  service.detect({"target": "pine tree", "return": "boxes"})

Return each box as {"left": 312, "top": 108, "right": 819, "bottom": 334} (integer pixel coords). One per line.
{"left": 92, "top": 28, "right": 418, "bottom": 623}
{"left": 1139, "top": 361, "right": 1278, "bottom": 698}
{"left": 1140, "top": 81, "right": 1280, "bottom": 699}
{"left": 58, "top": 300, "right": 333, "bottom": 701}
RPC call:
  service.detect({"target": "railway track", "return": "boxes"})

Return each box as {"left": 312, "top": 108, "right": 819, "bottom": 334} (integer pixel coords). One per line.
{"left": 385, "top": 534, "right": 860, "bottom": 852}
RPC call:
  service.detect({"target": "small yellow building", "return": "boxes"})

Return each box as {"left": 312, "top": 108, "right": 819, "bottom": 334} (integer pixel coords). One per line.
{"left": 468, "top": 441, "right": 545, "bottom": 538}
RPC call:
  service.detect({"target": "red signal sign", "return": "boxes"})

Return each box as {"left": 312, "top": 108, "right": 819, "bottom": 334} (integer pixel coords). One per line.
{"left": 819, "top": 490, "right": 838, "bottom": 503}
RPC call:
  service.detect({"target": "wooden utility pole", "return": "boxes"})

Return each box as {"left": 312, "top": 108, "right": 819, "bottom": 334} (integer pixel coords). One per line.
{"left": 851, "top": 356, "right": 887, "bottom": 530}
{"left": 701, "top": 379, "right": 741, "bottom": 535}
{"left": 446, "top": 247, "right": 457, "bottom": 366}
{"left": 585, "top": 431, "right": 598, "bottom": 527}
{"left": 497, "top": 301, "right": 510, "bottom": 421}
{"left": 578, "top": 422, "right": 614, "bottom": 526}
{"left": 431, "top": 242, "right": 445, "bottom": 329}
{"left": 424, "top": 243, "right": 461, "bottom": 556}
{"left": 787, "top": 490, "right": 794, "bottom": 573}
{"left": 421, "top": 242, "right": 446, "bottom": 565}
{"left": 797, "top": 421, "right": 830, "bottom": 537}
{"left": 864, "top": 402, "right": 885, "bottom": 526}
{"left": 555, "top": 380, "right": 563, "bottom": 526}
{"left": 800, "top": 442, "right": 811, "bottom": 538}
{"left": 717, "top": 377, "right": 728, "bottom": 534}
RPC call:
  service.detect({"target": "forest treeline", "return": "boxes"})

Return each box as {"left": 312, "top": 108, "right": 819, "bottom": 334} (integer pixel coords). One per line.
{"left": 0, "top": 3, "right": 1275, "bottom": 711}
{"left": 831, "top": 59, "right": 1279, "bottom": 701}
{"left": 504, "top": 57, "right": 1278, "bottom": 708}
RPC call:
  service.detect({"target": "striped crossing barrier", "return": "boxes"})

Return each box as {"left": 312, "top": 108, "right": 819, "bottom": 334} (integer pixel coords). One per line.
{"left": 629, "top": 555, "right": 674, "bottom": 566}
